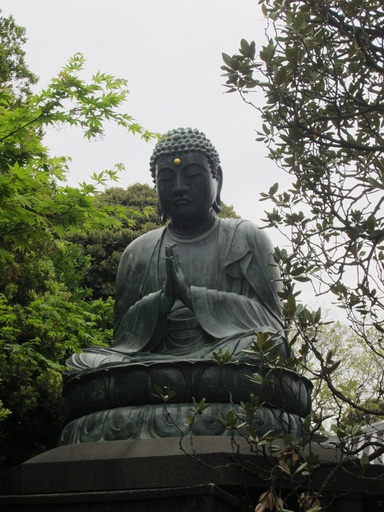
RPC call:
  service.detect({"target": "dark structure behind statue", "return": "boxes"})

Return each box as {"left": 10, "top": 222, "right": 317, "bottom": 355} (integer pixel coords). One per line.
{"left": 61, "top": 128, "right": 311, "bottom": 444}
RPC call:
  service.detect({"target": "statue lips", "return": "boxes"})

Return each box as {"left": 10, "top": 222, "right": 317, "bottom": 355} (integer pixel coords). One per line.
{"left": 173, "top": 197, "right": 190, "bottom": 206}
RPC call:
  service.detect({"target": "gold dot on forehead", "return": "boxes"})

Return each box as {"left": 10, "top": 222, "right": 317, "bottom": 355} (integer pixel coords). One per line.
{"left": 173, "top": 157, "right": 181, "bottom": 166}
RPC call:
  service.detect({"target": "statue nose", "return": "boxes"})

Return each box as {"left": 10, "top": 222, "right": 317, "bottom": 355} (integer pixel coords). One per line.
{"left": 172, "top": 174, "right": 188, "bottom": 194}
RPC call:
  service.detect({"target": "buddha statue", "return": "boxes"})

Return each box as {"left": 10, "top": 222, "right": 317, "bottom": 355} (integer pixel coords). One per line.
{"left": 60, "top": 128, "right": 311, "bottom": 444}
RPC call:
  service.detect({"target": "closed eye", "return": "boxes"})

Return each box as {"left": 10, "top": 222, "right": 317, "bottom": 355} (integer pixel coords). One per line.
{"left": 183, "top": 164, "right": 205, "bottom": 178}
{"left": 157, "top": 168, "right": 175, "bottom": 181}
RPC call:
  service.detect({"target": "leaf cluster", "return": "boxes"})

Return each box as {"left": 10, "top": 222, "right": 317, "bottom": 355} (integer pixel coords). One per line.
{"left": 221, "top": 0, "right": 384, "bottom": 474}
{"left": 0, "top": 9, "right": 38, "bottom": 102}
{"left": 0, "top": 13, "right": 158, "bottom": 470}
{"left": 222, "top": 0, "right": 384, "bottom": 333}
{"left": 67, "top": 183, "right": 164, "bottom": 299}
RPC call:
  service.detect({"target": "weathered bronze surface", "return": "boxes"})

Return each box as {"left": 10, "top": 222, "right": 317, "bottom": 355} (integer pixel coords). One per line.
{"left": 62, "top": 128, "right": 311, "bottom": 442}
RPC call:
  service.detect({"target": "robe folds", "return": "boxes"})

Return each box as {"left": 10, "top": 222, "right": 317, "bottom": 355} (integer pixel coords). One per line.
{"left": 66, "top": 218, "right": 290, "bottom": 371}
{"left": 113, "top": 218, "right": 289, "bottom": 357}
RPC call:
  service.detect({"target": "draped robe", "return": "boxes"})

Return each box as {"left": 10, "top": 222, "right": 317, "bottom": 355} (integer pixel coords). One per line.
{"left": 67, "top": 218, "right": 289, "bottom": 371}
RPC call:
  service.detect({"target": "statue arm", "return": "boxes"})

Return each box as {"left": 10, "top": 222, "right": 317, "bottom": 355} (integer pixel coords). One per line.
{"left": 191, "top": 221, "right": 285, "bottom": 340}
{"left": 113, "top": 290, "right": 165, "bottom": 352}
{"left": 225, "top": 220, "right": 283, "bottom": 313}
{"left": 191, "top": 287, "right": 284, "bottom": 340}
{"left": 113, "top": 231, "right": 174, "bottom": 353}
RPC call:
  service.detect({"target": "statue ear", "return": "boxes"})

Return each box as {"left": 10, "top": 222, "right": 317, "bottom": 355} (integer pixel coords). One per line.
{"left": 212, "top": 165, "right": 223, "bottom": 214}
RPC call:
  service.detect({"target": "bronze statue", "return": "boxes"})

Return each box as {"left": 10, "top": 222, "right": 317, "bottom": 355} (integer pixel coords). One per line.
{"left": 67, "top": 128, "right": 289, "bottom": 369}
{"left": 61, "top": 128, "right": 311, "bottom": 444}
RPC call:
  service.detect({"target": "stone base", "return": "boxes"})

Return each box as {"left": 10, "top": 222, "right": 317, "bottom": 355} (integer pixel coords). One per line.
{"left": 1, "top": 437, "right": 265, "bottom": 496}
{"left": 1, "top": 437, "right": 384, "bottom": 511}
{"left": 0, "top": 484, "right": 239, "bottom": 512}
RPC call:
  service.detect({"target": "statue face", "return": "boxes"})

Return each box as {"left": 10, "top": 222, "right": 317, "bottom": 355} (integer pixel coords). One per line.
{"left": 155, "top": 152, "right": 218, "bottom": 226}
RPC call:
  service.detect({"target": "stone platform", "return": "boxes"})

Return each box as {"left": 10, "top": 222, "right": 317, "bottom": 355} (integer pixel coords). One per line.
{"left": 1, "top": 437, "right": 384, "bottom": 511}
{"left": 0, "top": 484, "right": 239, "bottom": 512}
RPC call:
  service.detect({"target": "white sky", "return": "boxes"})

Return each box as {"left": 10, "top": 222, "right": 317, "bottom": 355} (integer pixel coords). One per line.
{"left": 2, "top": 0, "right": 335, "bottom": 316}
{"left": 2, "top": 0, "right": 281, "bottom": 222}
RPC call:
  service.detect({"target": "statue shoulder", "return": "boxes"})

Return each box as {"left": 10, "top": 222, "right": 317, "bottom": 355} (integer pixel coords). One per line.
{"left": 119, "top": 226, "right": 165, "bottom": 264}
{"left": 219, "top": 218, "right": 273, "bottom": 248}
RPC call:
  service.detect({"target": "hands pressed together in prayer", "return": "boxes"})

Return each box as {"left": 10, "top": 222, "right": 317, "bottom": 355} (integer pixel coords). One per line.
{"left": 161, "top": 244, "right": 192, "bottom": 314}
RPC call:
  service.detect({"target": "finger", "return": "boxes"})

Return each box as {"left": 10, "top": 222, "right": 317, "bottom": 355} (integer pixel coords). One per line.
{"left": 165, "top": 244, "right": 172, "bottom": 260}
{"left": 174, "top": 247, "right": 181, "bottom": 266}
{"left": 170, "top": 244, "right": 182, "bottom": 270}
{"left": 168, "top": 243, "right": 177, "bottom": 257}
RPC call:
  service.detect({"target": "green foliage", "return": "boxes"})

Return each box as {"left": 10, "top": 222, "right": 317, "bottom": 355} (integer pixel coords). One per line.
{"left": 0, "top": 240, "right": 116, "bottom": 468}
{"left": 343, "top": 398, "right": 384, "bottom": 427}
{"left": 34, "top": 53, "right": 155, "bottom": 141}
{"left": 0, "top": 52, "right": 157, "bottom": 260}
{"left": 290, "top": 321, "right": 384, "bottom": 427}
{"left": 222, "top": 0, "right": 384, "bottom": 331}
{"left": 67, "top": 183, "right": 164, "bottom": 299}
{"left": 223, "top": 1, "right": 384, "bottom": 403}
{"left": 221, "top": 0, "right": 384, "bottom": 490}
{"left": 0, "top": 9, "right": 38, "bottom": 102}
{"left": 0, "top": 12, "right": 158, "bottom": 470}
{"left": 218, "top": 202, "right": 239, "bottom": 219}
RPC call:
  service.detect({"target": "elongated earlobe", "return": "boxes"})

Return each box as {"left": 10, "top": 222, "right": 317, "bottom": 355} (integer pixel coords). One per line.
{"left": 213, "top": 165, "right": 223, "bottom": 213}
{"left": 213, "top": 200, "right": 222, "bottom": 213}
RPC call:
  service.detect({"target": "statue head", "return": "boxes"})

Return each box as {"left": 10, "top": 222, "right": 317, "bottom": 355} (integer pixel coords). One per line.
{"left": 150, "top": 128, "right": 223, "bottom": 216}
